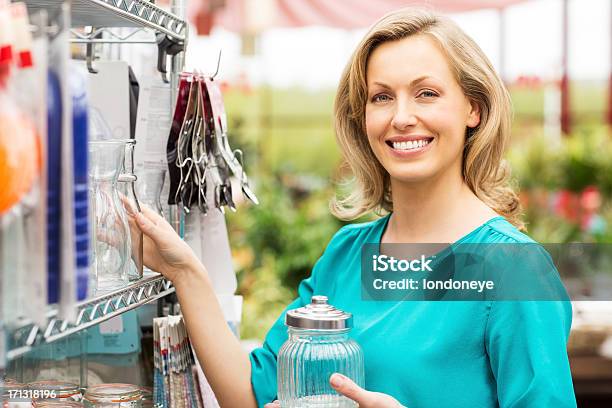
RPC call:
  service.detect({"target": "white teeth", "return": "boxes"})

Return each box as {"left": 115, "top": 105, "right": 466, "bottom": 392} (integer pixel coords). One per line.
{"left": 392, "top": 139, "right": 430, "bottom": 151}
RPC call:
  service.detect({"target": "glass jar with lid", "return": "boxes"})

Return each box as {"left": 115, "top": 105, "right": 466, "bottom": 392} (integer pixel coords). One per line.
{"left": 33, "top": 401, "right": 84, "bottom": 407}
{"left": 277, "top": 295, "right": 365, "bottom": 408}
{"left": 28, "top": 380, "right": 81, "bottom": 402}
{"left": 82, "top": 384, "right": 143, "bottom": 407}
{"left": 1, "top": 378, "right": 30, "bottom": 408}
{"left": 136, "top": 387, "right": 153, "bottom": 408}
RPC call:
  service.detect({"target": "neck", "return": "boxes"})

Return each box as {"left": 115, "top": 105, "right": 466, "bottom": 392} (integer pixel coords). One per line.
{"left": 385, "top": 167, "right": 487, "bottom": 243}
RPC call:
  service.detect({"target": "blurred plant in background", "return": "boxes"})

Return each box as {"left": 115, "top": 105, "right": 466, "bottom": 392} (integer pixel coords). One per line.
{"left": 508, "top": 125, "right": 611, "bottom": 243}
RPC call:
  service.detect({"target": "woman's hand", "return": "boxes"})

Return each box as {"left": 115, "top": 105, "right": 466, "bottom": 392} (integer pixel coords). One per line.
{"left": 134, "top": 205, "right": 204, "bottom": 283}
{"left": 264, "top": 373, "right": 404, "bottom": 408}
{"left": 329, "top": 373, "right": 404, "bottom": 407}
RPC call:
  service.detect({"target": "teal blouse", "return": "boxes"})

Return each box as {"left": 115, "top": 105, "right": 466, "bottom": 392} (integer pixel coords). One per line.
{"left": 249, "top": 214, "right": 577, "bottom": 407}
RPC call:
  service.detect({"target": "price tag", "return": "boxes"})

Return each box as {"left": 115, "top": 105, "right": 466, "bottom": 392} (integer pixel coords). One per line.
{"left": 99, "top": 316, "right": 124, "bottom": 334}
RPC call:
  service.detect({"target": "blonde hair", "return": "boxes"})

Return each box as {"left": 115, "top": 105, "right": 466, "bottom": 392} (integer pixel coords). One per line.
{"left": 331, "top": 7, "right": 524, "bottom": 230}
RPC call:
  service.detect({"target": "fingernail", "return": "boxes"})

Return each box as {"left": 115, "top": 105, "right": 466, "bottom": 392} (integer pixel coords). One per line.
{"left": 330, "top": 373, "right": 345, "bottom": 388}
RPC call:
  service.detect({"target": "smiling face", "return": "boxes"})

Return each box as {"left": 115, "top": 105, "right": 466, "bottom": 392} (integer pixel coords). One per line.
{"left": 365, "top": 34, "right": 480, "bottom": 185}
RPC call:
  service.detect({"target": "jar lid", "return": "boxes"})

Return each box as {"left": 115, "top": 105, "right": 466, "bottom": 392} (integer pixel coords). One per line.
{"left": 33, "top": 401, "right": 84, "bottom": 407}
{"left": 285, "top": 296, "right": 353, "bottom": 330}
{"left": 1, "top": 378, "right": 25, "bottom": 397}
{"left": 84, "top": 383, "right": 142, "bottom": 402}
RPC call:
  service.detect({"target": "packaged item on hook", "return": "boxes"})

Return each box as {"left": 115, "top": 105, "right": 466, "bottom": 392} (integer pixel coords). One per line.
{"left": 10, "top": 3, "right": 49, "bottom": 326}
{"left": 0, "top": 1, "right": 43, "bottom": 328}
{"left": 166, "top": 73, "right": 192, "bottom": 206}
{"left": 50, "top": 4, "right": 78, "bottom": 321}
{"left": 165, "top": 73, "right": 192, "bottom": 236}
{"left": 70, "top": 62, "right": 90, "bottom": 300}
{"left": 203, "top": 76, "right": 258, "bottom": 207}
{"left": 46, "top": 68, "right": 62, "bottom": 304}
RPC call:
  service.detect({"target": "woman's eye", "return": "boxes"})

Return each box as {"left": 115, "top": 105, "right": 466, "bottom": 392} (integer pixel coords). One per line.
{"left": 418, "top": 90, "right": 438, "bottom": 98}
{"left": 372, "top": 94, "right": 391, "bottom": 103}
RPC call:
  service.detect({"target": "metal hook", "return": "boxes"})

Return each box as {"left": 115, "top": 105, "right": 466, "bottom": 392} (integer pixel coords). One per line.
{"left": 211, "top": 49, "right": 222, "bottom": 79}
{"left": 85, "top": 27, "right": 98, "bottom": 74}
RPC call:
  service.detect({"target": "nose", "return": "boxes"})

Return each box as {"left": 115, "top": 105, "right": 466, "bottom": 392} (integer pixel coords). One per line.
{"left": 391, "top": 97, "right": 418, "bottom": 130}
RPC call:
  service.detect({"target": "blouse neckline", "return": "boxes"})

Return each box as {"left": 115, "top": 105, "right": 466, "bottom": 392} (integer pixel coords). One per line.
{"left": 377, "top": 213, "right": 506, "bottom": 246}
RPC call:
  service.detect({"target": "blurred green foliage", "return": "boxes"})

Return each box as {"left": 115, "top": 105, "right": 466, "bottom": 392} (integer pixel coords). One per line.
{"left": 222, "top": 83, "right": 612, "bottom": 340}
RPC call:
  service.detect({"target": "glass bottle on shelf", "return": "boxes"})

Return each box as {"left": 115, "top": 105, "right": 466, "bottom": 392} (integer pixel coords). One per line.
{"left": 88, "top": 140, "right": 130, "bottom": 294}
{"left": 134, "top": 168, "right": 165, "bottom": 218}
{"left": 118, "top": 139, "right": 143, "bottom": 282}
{"left": 134, "top": 168, "right": 165, "bottom": 275}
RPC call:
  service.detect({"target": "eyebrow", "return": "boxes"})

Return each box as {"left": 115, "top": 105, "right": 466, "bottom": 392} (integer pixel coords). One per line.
{"left": 371, "top": 76, "right": 436, "bottom": 89}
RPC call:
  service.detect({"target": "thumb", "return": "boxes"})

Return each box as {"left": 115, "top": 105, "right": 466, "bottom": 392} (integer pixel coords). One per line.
{"left": 135, "top": 211, "right": 164, "bottom": 245}
{"left": 330, "top": 373, "right": 375, "bottom": 407}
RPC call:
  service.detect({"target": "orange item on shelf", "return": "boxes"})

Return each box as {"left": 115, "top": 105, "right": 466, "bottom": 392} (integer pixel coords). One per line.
{"left": 0, "top": 104, "right": 40, "bottom": 214}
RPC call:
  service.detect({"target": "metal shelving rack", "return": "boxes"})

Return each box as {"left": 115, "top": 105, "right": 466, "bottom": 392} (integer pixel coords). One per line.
{"left": 1, "top": 0, "right": 187, "bottom": 365}
{"left": 25, "top": 0, "right": 187, "bottom": 41}
{"left": 7, "top": 274, "right": 175, "bottom": 360}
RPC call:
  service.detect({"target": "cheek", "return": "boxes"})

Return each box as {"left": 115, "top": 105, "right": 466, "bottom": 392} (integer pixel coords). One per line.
{"left": 365, "top": 108, "right": 388, "bottom": 141}
{"left": 424, "top": 105, "right": 466, "bottom": 140}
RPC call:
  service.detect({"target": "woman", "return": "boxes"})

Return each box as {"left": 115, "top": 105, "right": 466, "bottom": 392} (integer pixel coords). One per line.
{"left": 135, "top": 7, "right": 576, "bottom": 408}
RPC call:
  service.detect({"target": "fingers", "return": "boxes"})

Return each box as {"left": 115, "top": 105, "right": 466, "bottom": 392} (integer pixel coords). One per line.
{"left": 140, "top": 204, "right": 168, "bottom": 225}
{"left": 135, "top": 211, "right": 164, "bottom": 245}
{"left": 330, "top": 373, "right": 376, "bottom": 407}
{"left": 264, "top": 401, "right": 280, "bottom": 408}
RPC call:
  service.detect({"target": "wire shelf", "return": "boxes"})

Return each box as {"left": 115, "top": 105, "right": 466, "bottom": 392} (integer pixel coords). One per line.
{"left": 25, "top": 0, "right": 187, "bottom": 41}
{"left": 6, "top": 273, "right": 174, "bottom": 360}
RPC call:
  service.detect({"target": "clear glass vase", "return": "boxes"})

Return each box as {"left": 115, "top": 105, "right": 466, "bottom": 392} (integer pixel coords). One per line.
{"left": 88, "top": 140, "right": 130, "bottom": 293}
{"left": 118, "top": 140, "right": 143, "bottom": 282}
{"left": 278, "top": 296, "right": 365, "bottom": 408}
{"left": 134, "top": 168, "right": 165, "bottom": 275}
{"left": 134, "top": 168, "right": 165, "bottom": 218}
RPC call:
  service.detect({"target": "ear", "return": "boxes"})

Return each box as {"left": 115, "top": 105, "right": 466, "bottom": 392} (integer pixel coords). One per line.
{"left": 466, "top": 100, "right": 481, "bottom": 128}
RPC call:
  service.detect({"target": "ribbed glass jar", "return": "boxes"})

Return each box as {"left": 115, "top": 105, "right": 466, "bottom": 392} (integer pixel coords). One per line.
{"left": 277, "top": 296, "right": 365, "bottom": 408}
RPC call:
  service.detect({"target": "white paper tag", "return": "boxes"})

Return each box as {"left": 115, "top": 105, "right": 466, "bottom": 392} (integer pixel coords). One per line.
{"left": 86, "top": 61, "right": 131, "bottom": 140}
{"left": 184, "top": 211, "right": 203, "bottom": 261}
{"left": 99, "top": 315, "right": 124, "bottom": 334}
{"left": 133, "top": 75, "right": 172, "bottom": 168}
{"left": 133, "top": 75, "right": 172, "bottom": 215}
{"left": 200, "top": 172, "right": 237, "bottom": 294}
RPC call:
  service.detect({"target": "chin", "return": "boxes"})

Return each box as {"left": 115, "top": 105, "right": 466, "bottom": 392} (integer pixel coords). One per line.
{"left": 387, "top": 169, "right": 435, "bottom": 185}
{"left": 382, "top": 159, "right": 432, "bottom": 179}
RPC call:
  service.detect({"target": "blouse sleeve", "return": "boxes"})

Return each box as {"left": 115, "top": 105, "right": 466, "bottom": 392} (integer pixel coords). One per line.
{"left": 248, "top": 226, "right": 349, "bottom": 407}
{"left": 485, "top": 244, "right": 577, "bottom": 407}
